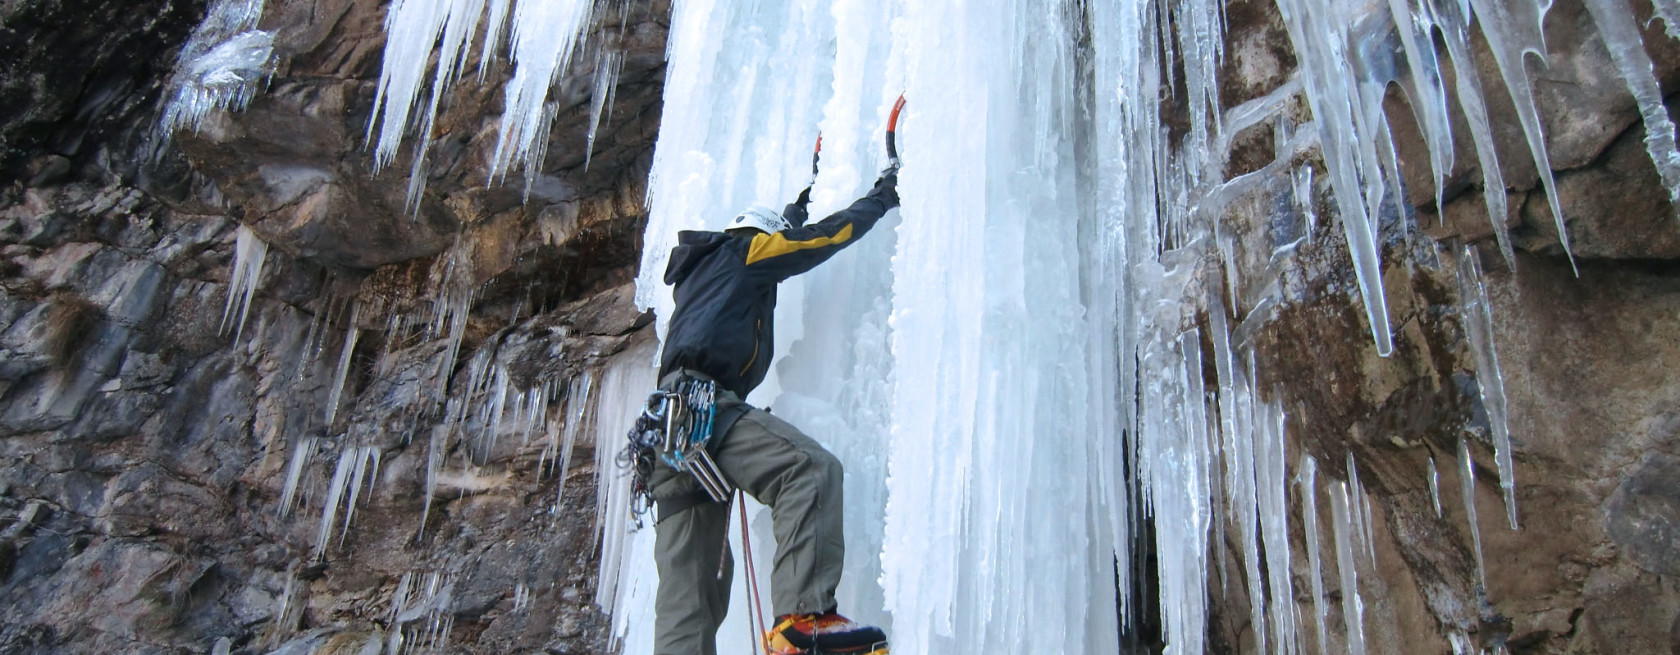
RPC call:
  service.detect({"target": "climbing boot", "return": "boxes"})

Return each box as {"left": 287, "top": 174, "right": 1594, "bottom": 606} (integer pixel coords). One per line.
{"left": 764, "top": 612, "right": 889, "bottom": 654}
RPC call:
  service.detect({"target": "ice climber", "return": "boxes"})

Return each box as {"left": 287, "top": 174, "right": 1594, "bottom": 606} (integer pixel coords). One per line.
{"left": 644, "top": 165, "right": 899, "bottom": 655}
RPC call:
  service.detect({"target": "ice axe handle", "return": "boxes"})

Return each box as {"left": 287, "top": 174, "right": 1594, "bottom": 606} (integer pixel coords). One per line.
{"left": 812, "top": 133, "right": 822, "bottom": 177}
{"left": 886, "top": 95, "right": 906, "bottom": 168}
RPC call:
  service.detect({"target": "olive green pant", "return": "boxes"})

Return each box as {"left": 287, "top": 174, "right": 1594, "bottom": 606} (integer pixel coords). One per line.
{"left": 650, "top": 390, "right": 846, "bottom": 655}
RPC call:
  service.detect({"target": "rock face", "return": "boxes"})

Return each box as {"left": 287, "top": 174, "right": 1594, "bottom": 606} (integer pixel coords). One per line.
{"left": 0, "top": 0, "right": 666, "bottom": 652}
{"left": 1197, "top": 0, "right": 1680, "bottom": 653}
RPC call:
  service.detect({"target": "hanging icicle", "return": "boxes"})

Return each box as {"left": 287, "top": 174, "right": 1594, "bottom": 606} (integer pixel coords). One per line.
{"left": 220, "top": 225, "right": 269, "bottom": 342}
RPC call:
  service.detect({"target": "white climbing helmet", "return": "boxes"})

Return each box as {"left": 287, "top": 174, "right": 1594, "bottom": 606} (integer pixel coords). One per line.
{"left": 725, "top": 205, "right": 789, "bottom": 234}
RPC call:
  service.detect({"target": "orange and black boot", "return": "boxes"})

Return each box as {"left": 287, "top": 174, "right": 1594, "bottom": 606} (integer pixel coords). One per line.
{"left": 763, "top": 612, "right": 889, "bottom": 654}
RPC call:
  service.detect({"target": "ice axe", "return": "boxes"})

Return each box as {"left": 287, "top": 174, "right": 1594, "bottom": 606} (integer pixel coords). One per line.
{"left": 886, "top": 94, "right": 905, "bottom": 169}
{"left": 812, "top": 132, "right": 822, "bottom": 178}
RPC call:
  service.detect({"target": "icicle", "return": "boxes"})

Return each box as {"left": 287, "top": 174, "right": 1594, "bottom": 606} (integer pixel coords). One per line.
{"left": 272, "top": 574, "right": 302, "bottom": 641}
{"left": 1449, "top": 631, "right": 1476, "bottom": 655}
{"left": 1346, "top": 453, "right": 1378, "bottom": 566}
{"left": 323, "top": 301, "right": 362, "bottom": 427}
{"left": 1256, "top": 402, "right": 1298, "bottom": 655}
{"left": 488, "top": 0, "right": 598, "bottom": 189}
{"left": 513, "top": 584, "right": 531, "bottom": 612}
{"left": 1174, "top": 0, "right": 1229, "bottom": 183}
{"left": 1361, "top": 482, "right": 1379, "bottom": 568}
{"left": 1330, "top": 482, "right": 1368, "bottom": 655}
{"left": 428, "top": 257, "right": 476, "bottom": 403}
{"left": 1142, "top": 328, "right": 1214, "bottom": 655}
{"left": 1456, "top": 245, "right": 1518, "bottom": 529}
{"left": 481, "top": 366, "right": 510, "bottom": 459}
{"left": 1198, "top": 304, "right": 1266, "bottom": 652}
{"left": 388, "top": 571, "right": 456, "bottom": 654}
{"left": 1467, "top": 0, "right": 1577, "bottom": 270}
{"left": 1583, "top": 0, "right": 1680, "bottom": 217}
{"left": 313, "top": 447, "right": 358, "bottom": 559}
{"left": 341, "top": 447, "right": 379, "bottom": 546}
{"left": 1294, "top": 165, "right": 1317, "bottom": 243}
{"left": 1426, "top": 0, "right": 1517, "bottom": 265}
{"left": 368, "top": 0, "right": 601, "bottom": 206}
{"left": 1655, "top": 0, "right": 1680, "bottom": 39}
{"left": 220, "top": 225, "right": 268, "bottom": 342}
{"left": 1228, "top": 365, "right": 1267, "bottom": 655}
{"left": 159, "top": 0, "right": 273, "bottom": 135}
{"left": 418, "top": 424, "right": 446, "bottom": 539}
{"left": 1299, "top": 455, "right": 1331, "bottom": 655}
{"left": 277, "top": 437, "right": 315, "bottom": 517}
{"left": 1458, "top": 438, "right": 1488, "bottom": 590}
{"left": 518, "top": 387, "right": 546, "bottom": 446}
{"left": 1385, "top": 0, "right": 1457, "bottom": 211}
{"left": 584, "top": 49, "right": 625, "bottom": 170}
{"left": 368, "top": 0, "right": 496, "bottom": 175}
{"left": 553, "top": 371, "right": 592, "bottom": 509}
{"left": 1429, "top": 455, "right": 1444, "bottom": 518}
{"left": 1273, "top": 0, "right": 1395, "bottom": 356}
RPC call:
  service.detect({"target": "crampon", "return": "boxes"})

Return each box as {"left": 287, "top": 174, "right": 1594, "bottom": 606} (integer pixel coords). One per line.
{"left": 763, "top": 613, "right": 889, "bottom": 655}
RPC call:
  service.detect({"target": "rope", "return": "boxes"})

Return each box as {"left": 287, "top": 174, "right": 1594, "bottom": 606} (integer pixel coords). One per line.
{"left": 739, "top": 491, "right": 770, "bottom": 654}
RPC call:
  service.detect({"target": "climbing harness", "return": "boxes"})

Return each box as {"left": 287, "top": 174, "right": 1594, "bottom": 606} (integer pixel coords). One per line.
{"left": 622, "top": 377, "right": 734, "bottom": 523}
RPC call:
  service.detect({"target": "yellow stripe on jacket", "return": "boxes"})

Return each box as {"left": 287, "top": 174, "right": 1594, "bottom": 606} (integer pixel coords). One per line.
{"left": 744, "top": 224, "right": 854, "bottom": 266}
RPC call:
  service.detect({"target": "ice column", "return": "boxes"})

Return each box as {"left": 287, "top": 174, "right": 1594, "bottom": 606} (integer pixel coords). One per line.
{"left": 630, "top": 0, "right": 1117, "bottom": 653}
{"left": 882, "top": 2, "right": 1114, "bottom": 652}
{"left": 1140, "top": 327, "right": 1214, "bottom": 655}
{"left": 591, "top": 339, "right": 659, "bottom": 653}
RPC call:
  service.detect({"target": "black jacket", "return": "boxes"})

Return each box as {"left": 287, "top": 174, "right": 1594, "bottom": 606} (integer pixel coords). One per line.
{"left": 658, "top": 178, "right": 898, "bottom": 397}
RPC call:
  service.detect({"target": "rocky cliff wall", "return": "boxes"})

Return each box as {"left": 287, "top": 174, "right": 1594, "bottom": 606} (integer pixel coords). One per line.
{"left": 1196, "top": 0, "right": 1680, "bottom": 652}
{"left": 0, "top": 0, "right": 669, "bottom": 652}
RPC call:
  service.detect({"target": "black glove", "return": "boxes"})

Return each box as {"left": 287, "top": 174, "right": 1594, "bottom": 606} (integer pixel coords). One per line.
{"left": 874, "top": 166, "right": 900, "bottom": 209}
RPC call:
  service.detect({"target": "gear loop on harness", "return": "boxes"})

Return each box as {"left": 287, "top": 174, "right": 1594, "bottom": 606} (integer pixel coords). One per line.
{"left": 621, "top": 374, "right": 735, "bottom": 525}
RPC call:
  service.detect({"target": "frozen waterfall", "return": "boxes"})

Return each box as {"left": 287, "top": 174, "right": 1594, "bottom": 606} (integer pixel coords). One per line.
{"left": 614, "top": 0, "right": 1662, "bottom": 652}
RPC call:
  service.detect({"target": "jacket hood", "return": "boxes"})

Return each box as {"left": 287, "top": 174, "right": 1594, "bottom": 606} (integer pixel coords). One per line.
{"left": 663, "top": 230, "right": 734, "bottom": 285}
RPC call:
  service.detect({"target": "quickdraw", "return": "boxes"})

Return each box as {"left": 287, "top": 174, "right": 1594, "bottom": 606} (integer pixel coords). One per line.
{"left": 622, "top": 378, "right": 734, "bottom": 524}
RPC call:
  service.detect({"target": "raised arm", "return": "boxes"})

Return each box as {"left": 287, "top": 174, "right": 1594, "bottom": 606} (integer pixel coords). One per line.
{"left": 744, "top": 175, "right": 899, "bottom": 281}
